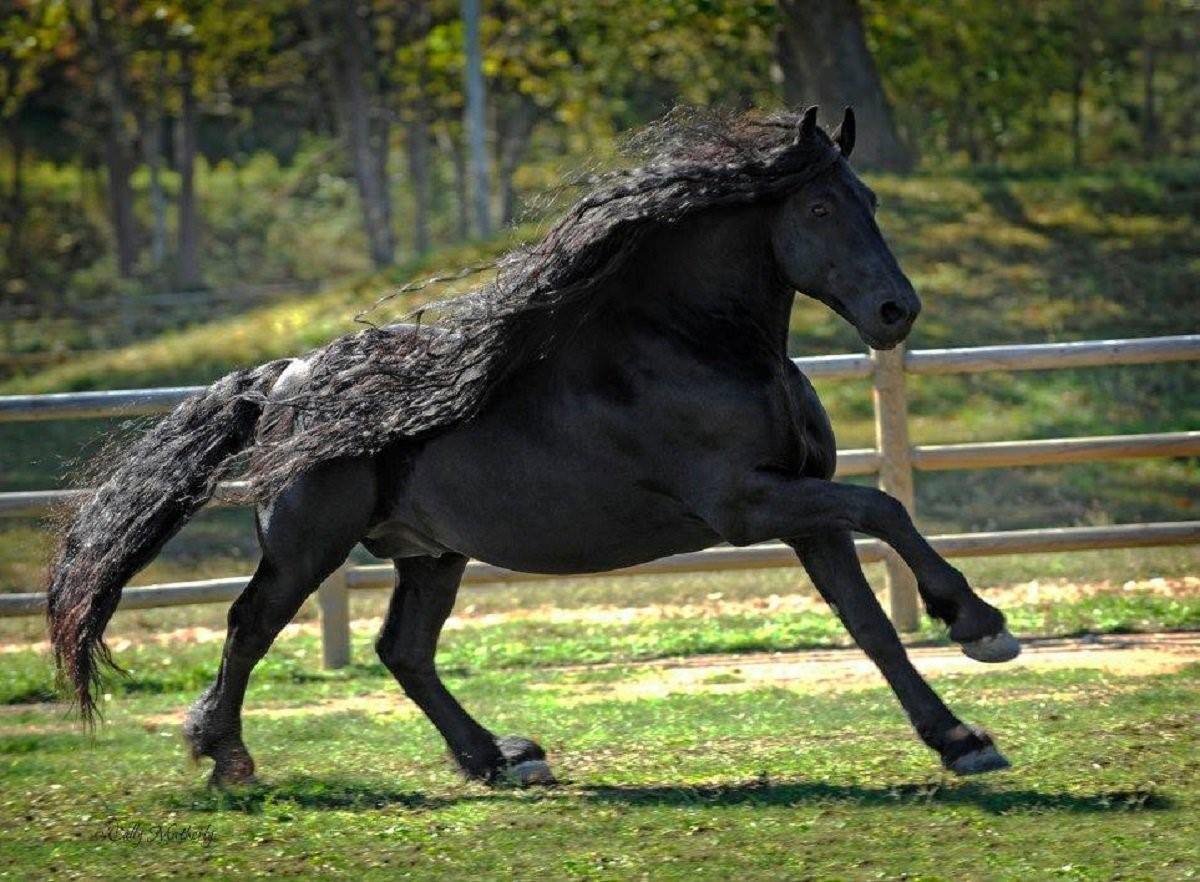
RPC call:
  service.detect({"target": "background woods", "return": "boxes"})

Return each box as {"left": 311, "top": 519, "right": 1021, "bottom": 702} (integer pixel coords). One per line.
{"left": 1, "top": 0, "right": 1195, "bottom": 312}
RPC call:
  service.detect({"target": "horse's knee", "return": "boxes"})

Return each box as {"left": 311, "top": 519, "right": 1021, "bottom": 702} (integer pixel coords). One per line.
{"left": 224, "top": 556, "right": 328, "bottom": 659}
{"left": 861, "top": 488, "right": 910, "bottom": 534}
{"left": 374, "top": 638, "right": 432, "bottom": 685}
{"left": 373, "top": 637, "right": 400, "bottom": 672}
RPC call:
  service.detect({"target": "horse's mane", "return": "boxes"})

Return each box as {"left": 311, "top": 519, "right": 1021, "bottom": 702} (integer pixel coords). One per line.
{"left": 246, "top": 108, "right": 841, "bottom": 499}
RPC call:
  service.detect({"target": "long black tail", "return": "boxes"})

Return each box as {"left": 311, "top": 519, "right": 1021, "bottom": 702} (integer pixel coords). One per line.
{"left": 46, "top": 360, "right": 289, "bottom": 722}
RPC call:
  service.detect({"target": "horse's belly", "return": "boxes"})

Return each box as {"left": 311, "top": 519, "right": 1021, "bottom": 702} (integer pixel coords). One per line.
{"left": 381, "top": 431, "right": 719, "bottom": 574}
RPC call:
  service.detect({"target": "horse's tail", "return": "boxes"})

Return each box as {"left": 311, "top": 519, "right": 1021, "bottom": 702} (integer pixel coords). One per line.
{"left": 47, "top": 359, "right": 290, "bottom": 723}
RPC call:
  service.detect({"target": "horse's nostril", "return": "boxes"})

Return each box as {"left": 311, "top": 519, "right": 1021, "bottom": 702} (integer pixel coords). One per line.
{"left": 879, "top": 300, "right": 907, "bottom": 326}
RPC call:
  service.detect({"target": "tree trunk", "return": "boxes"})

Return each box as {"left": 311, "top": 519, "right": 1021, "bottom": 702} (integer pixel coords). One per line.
{"left": 407, "top": 112, "right": 432, "bottom": 255}
{"left": 775, "top": 0, "right": 914, "bottom": 171}
{"left": 144, "top": 124, "right": 167, "bottom": 270}
{"left": 495, "top": 95, "right": 536, "bottom": 226}
{"left": 436, "top": 123, "right": 471, "bottom": 242}
{"left": 400, "top": 2, "right": 435, "bottom": 256}
{"left": 1070, "top": 68, "right": 1084, "bottom": 168}
{"left": 1177, "top": 51, "right": 1196, "bottom": 154}
{"left": 332, "top": 0, "right": 395, "bottom": 268}
{"left": 90, "top": 0, "right": 138, "bottom": 277}
{"left": 1141, "top": 36, "right": 1158, "bottom": 159}
{"left": 1069, "top": 4, "right": 1089, "bottom": 168}
{"left": 101, "top": 127, "right": 137, "bottom": 277}
{"left": 461, "top": 0, "right": 492, "bottom": 237}
{"left": 140, "top": 68, "right": 168, "bottom": 270}
{"left": 176, "top": 46, "right": 203, "bottom": 289}
{"left": 6, "top": 119, "right": 25, "bottom": 280}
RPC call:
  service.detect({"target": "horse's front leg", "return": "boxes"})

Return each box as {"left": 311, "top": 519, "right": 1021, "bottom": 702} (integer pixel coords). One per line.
{"left": 790, "top": 531, "right": 1009, "bottom": 775}
{"left": 704, "top": 473, "right": 1019, "bottom": 661}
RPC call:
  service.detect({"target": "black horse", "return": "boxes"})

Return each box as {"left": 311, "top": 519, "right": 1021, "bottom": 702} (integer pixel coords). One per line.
{"left": 48, "top": 108, "right": 1019, "bottom": 788}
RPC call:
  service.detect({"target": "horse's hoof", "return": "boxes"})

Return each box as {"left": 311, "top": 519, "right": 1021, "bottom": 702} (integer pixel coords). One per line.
{"left": 204, "top": 746, "right": 258, "bottom": 789}
{"left": 945, "top": 743, "right": 1011, "bottom": 776}
{"left": 494, "top": 735, "right": 555, "bottom": 786}
{"left": 504, "top": 759, "right": 557, "bottom": 786}
{"left": 959, "top": 629, "right": 1021, "bottom": 663}
{"left": 208, "top": 768, "right": 259, "bottom": 789}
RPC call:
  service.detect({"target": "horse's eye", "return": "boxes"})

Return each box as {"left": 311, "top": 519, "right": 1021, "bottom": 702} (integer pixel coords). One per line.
{"left": 810, "top": 203, "right": 829, "bottom": 218}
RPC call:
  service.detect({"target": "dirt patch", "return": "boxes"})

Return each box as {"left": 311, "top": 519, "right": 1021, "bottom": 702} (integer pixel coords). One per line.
{"left": 4, "top": 575, "right": 1197, "bottom": 655}
{"left": 138, "top": 694, "right": 416, "bottom": 731}
{"left": 7, "top": 631, "right": 1195, "bottom": 737}
{"left": 541, "top": 631, "right": 1200, "bottom": 704}
{"left": 0, "top": 692, "right": 418, "bottom": 736}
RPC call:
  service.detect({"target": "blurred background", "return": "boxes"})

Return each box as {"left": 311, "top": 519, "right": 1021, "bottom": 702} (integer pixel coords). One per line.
{"left": 0, "top": 0, "right": 1197, "bottom": 601}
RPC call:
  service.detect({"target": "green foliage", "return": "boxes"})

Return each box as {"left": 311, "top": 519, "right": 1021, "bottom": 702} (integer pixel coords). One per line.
{"left": 0, "top": 142, "right": 370, "bottom": 312}
{"left": 0, "top": 0, "right": 71, "bottom": 118}
{"left": 3, "top": 0, "right": 1195, "bottom": 305}
{"left": 863, "top": 0, "right": 1198, "bottom": 164}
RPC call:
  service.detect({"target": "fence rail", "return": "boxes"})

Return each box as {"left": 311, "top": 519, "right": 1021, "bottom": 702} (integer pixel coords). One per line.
{"left": 2, "top": 334, "right": 1197, "bottom": 664}
{"left": 4, "top": 521, "right": 1197, "bottom": 620}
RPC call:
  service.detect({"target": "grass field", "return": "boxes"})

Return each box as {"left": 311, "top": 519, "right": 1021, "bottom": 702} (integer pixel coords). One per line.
{"left": 2, "top": 604, "right": 1198, "bottom": 880}
{"left": 1, "top": 570, "right": 1198, "bottom": 703}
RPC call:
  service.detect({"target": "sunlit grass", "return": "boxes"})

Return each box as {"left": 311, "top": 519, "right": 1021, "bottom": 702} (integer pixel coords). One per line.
{"left": 0, "top": 654, "right": 1196, "bottom": 879}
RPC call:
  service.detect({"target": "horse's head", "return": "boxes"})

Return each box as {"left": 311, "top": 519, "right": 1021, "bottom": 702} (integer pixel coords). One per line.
{"left": 769, "top": 107, "right": 920, "bottom": 350}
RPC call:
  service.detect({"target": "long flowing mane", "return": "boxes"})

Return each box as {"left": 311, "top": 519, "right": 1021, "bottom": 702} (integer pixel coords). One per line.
{"left": 246, "top": 108, "right": 841, "bottom": 499}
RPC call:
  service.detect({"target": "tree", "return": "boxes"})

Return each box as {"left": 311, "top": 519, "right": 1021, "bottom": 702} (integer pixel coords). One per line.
{"left": 461, "top": 0, "right": 491, "bottom": 237}
{"left": 83, "top": 0, "right": 139, "bottom": 277}
{"left": 1, "top": 0, "right": 71, "bottom": 286}
{"left": 175, "top": 39, "right": 202, "bottom": 286}
{"left": 776, "top": 0, "right": 914, "bottom": 170}
{"left": 305, "top": 0, "right": 395, "bottom": 268}
{"left": 395, "top": 1, "right": 436, "bottom": 255}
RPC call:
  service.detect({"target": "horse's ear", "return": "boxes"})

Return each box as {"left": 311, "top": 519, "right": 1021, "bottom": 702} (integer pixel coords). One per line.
{"left": 796, "top": 106, "right": 819, "bottom": 144}
{"left": 833, "top": 106, "right": 856, "bottom": 158}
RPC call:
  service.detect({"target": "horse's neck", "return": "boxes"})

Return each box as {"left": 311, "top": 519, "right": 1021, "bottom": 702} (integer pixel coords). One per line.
{"left": 622, "top": 207, "right": 794, "bottom": 356}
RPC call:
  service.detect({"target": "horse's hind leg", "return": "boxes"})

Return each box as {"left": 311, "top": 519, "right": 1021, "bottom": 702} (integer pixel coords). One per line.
{"left": 790, "top": 530, "right": 1010, "bottom": 776}
{"left": 183, "top": 459, "right": 376, "bottom": 787}
{"left": 375, "top": 554, "right": 555, "bottom": 786}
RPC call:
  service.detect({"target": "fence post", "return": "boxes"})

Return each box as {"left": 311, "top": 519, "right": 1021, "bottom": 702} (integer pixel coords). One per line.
{"left": 872, "top": 344, "right": 920, "bottom": 632}
{"left": 317, "top": 565, "right": 351, "bottom": 669}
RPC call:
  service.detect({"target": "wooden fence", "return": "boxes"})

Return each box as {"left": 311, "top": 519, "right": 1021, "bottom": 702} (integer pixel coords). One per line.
{"left": 1, "top": 334, "right": 1198, "bottom": 669}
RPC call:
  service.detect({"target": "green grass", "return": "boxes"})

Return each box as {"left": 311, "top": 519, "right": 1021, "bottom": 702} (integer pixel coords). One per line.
{"left": 1, "top": 657, "right": 1197, "bottom": 879}
{"left": 2, "top": 587, "right": 1197, "bottom": 708}
{"left": 3, "top": 566, "right": 1197, "bottom": 878}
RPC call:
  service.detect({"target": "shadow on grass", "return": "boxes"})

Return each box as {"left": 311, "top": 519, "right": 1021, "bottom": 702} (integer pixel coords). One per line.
{"left": 165, "top": 776, "right": 485, "bottom": 814}
{"left": 166, "top": 773, "right": 1170, "bottom": 817}
{"left": 580, "top": 777, "right": 1171, "bottom": 815}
